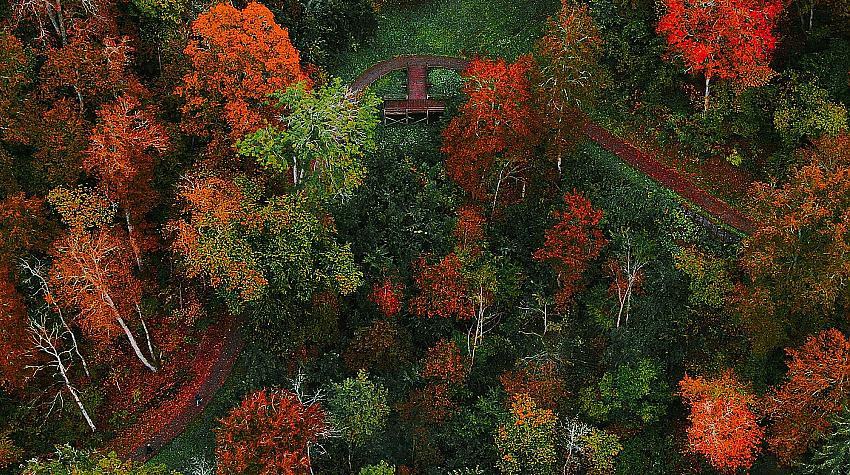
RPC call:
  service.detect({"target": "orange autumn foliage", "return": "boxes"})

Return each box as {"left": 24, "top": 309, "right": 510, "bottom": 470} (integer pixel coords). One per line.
{"left": 500, "top": 361, "right": 567, "bottom": 410}
{"left": 763, "top": 328, "right": 850, "bottom": 464}
{"left": 679, "top": 371, "right": 764, "bottom": 472}
{"left": 177, "top": 2, "right": 310, "bottom": 148}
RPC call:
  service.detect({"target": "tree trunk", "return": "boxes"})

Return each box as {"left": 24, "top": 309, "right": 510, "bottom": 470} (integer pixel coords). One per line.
{"left": 125, "top": 210, "right": 143, "bottom": 269}
{"left": 703, "top": 75, "right": 711, "bottom": 113}
{"left": 116, "top": 316, "right": 158, "bottom": 372}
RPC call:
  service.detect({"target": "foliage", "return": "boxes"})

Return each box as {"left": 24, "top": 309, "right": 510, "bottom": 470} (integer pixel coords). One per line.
{"left": 579, "top": 358, "right": 669, "bottom": 426}
{"left": 177, "top": 2, "right": 309, "bottom": 147}
{"left": 738, "top": 135, "right": 850, "bottom": 349}
{"left": 773, "top": 79, "right": 848, "bottom": 149}
{"left": 216, "top": 388, "right": 326, "bottom": 475}
{"left": 357, "top": 461, "right": 395, "bottom": 475}
{"left": 237, "top": 79, "right": 380, "bottom": 202}
{"left": 328, "top": 370, "right": 389, "bottom": 448}
{"left": 494, "top": 393, "right": 558, "bottom": 475}
{"left": 534, "top": 191, "right": 607, "bottom": 310}
{"left": 499, "top": 361, "right": 566, "bottom": 410}
{"left": 763, "top": 328, "right": 850, "bottom": 464}
{"left": 22, "top": 445, "right": 178, "bottom": 474}
{"left": 679, "top": 371, "right": 763, "bottom": 472}
{"left": 657, "top": 0, "right": 783, "bottom": 110}
{"left": 673, "top": 245, "right": 733, "bottom": 309}
{"left": 805, "top": 408, "right": 850, "bottom": 475}
{"left": 580, "top": 428, "right": 622, "bottom": 475}
{"left": 442, "top": 56, "right": 542, "bottom": 211}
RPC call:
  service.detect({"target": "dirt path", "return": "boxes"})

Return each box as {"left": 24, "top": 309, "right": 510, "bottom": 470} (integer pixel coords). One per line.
{"left": 125, "top": 319, "right": 245, "bottom": 463}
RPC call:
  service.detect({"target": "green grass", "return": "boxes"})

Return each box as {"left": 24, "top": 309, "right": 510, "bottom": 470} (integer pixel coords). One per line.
{"left": 148, "top": 352, "right": 250, "bottom": 473}
{"left": 333, "top": 0, "right": 560, "bottom": 81}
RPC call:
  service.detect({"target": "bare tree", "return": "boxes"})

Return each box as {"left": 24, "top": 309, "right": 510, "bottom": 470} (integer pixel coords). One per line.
{"left": 27, "top": 313, "right": 96, "bottom": 432}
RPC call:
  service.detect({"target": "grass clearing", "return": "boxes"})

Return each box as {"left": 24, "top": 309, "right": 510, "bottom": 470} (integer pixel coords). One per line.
{"left": 333, "top": 0, "right": 559, "bottom": 81}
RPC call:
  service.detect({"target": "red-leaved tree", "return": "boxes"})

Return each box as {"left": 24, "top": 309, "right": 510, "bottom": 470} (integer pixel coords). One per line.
{"left": 410, "top": 253, "right": 474, "bottom": 320}
{"left": 763, "top": 328, "right": 850, "bottom": 464}
{"left": 0, "top": 267, "right": 31, "bottom": 391}
{"left": 657, "top": 0, "right": 783, "bottom": 111}
{"left": 216, "top": 388, "right": 327, "bottom": 475}
{"left": 534, "top": 191, "right": 607, "bottom": 310}
{"left": 442, "top": 56, "right": 542, "bottom": 213}
{"left": 679, "top": 371, "right": 764, "bottom": 472}
{"left": 369, "top": 278, "right": 404, "bottom": 318}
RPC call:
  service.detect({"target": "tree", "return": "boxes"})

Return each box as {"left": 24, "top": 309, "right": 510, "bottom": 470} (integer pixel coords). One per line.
{"left": 679, "top": 371, "right": 764, "bottom": 472}
{"left": 47, "top": 189, "right": 158, "bottom": 372}
{"left": 579, "top": 358, "right": 669, "bottom": 427}
{"left": 177, "top": 2, "right": 309, "bottom": 151}
{"left": 216, "top": 388, "right": 327, "bottom": 475}
{"left": 657, "top": 0, "right": 783, "bottom": 111}
{"left": 533, "top": 191, "right": 606, "bottom": 311}
{"left": 805, "top": 408, "right": 850, "bottom": 475}
{"left": 237, "top": 79, "right": 380, "bottom": 202}
{"left": 328, "top": 371, "right": 389, "bottom": 469}
{"left": 673, "top": 245, "right": 733, "bottom": 309}
{"left": 39, "top": 33, "right": 144, "bottom": 114}
{"left": 0, "top": 267, "right": 31, "bottom": 391}
{"left": 738, "top": 135, "right": 850, "bottom": 349}
{"left": 169, "top": 175, "right": 362, "bottom": 311}
{"left": 500, "top": 361, "right": 567, "bottom": 411}
{"left": 0, "top": 31, "right": 30, "bottom": 144}
{"left": 442, "top": 56, "right": 542, "bottom": 213}
{"left": 537, "top": 0, "right": 605, "bottom": 171}
{"left": 495, "top": 393, "right": 559, "bottom": 475}
{"left": 85, "top": 94, "right": 170, "bottom": 267}
{"left": 773, "top": 79, "right": 848, "bottom": 149}
{"left": 23, "top": 445, "right": 177, "bottom": 474}
{"left": 764, "top": 328, "right": 850, "bottom": 464}
{"left": 410, "top": 253, "right": 474, "bottom": 320}
{"left": 369, "top": 278, "right": 403, "bottom": 318}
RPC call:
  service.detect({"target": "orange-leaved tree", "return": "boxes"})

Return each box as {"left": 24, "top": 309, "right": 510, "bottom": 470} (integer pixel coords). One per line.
{"left": 85, "top": 93, "right": 170, "bottom": 268}
{"left": 763, "top": 328, "right": 850, "bottom": 464}
{"left": 737, "top": 135, "right": 850, "bottom": 351}
{"left": 679, "top": 371, "right": 764, "bottom": 472}
{"left": 47, "top": 187, "right": 158, "bottom": 372}
{"left": 177, "top": 2, "right": 309, "bottom": 153}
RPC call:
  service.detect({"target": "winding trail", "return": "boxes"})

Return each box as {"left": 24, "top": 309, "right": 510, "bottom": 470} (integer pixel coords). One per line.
{"left": 124, "top": 318, "right": 244, "bottom": 464}
{"left": 353, "top": 55, "right": 758, "bottom": 235}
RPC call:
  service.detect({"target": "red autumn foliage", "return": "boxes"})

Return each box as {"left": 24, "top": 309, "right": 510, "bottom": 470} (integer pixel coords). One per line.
{"left": 0, "top": 267, "right": 32, "bottom": 391}
{"left": 442, "top": 56, "right": 542, "bottom": 212}
{"left": 39, "top": 32, "right": 144, "bottom": 114}
{"left": 216, "top": 388, "right": 327, "bottom": 475}
{"left": 533, "top": 191, "right": 607, "bottom": 310}
{"left": 657, "top": 0, "right": 782, "bottom": 109}
{"left": 763, "top": 328, "right": 850, "bottom": 464}
{"left": 343, "top": 319, "right": 406, "bottom": 371}
{"left": 422, "top": 339, "right": 467, "bottom": 385}
{"left": 410, "top": 253, "right": 473, "bottom": 320}
{"left": 369, "top": 278, "right": 404, "bottom": 318}
{"left": 177, "top": 2, "right": 309, "bottom": 150}
{"left": 679, "top": 371, "right": 764, "bottom": 472}
{"left": 499, "top": 361, "right": 567, "bottom": 410}
{"left": 454, "top": 204, "right": 486, "bottom": 253}
{"left": 0, "top": 193, "right": 53, "bottom": 262}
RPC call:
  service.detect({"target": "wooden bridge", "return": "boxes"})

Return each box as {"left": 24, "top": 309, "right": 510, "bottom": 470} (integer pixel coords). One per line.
{"left": 350, "top": 55, "right": 471, "bottom": 124}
